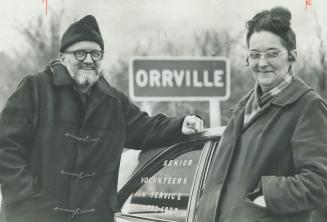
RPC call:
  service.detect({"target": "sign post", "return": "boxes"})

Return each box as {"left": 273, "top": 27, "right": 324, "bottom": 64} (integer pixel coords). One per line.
{"left": 209, "top": 100, "right": 221, "bottom": 127}
{"left": 129, "top": 57, "right": 230, "bottom": 126}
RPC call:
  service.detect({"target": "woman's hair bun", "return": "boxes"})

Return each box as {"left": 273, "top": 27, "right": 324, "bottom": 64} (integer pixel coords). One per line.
{"left": 246, "top": 6, "right": 292, "bottom": 32}
{"left": 270, "top": 6, "right": 292, "bottom": 30}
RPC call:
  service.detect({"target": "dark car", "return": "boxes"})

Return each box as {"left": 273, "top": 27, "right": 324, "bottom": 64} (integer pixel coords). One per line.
{"left": 115, "top": 127, "right": 225, "bottom": 222}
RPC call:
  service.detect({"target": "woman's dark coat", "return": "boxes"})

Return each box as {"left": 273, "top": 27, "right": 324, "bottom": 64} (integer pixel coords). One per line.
{"left": 195, "top": 78, "right": 327, "bottom": 222}
{"left": 0, "top": 63, "right": 186, "bottom": 222}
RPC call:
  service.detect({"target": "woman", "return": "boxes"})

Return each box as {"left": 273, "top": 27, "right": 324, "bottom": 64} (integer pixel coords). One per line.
{"left": 195, "top": 7, "right": 327, "bottom": 222}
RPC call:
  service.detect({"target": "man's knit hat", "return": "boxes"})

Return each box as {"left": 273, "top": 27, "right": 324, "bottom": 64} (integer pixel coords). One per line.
{"left": 60, "top": 15, "right": 104, "bottom": 52}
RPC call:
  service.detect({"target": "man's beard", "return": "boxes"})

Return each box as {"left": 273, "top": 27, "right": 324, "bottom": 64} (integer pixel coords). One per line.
{"left": 74, "top": 70, "right": 99, "bottom": 93}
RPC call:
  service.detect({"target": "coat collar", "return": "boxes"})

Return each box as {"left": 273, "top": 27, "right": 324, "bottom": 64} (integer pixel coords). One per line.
{"left": 50, "top": 61, "right": 74, "bottom": 86}
{"left": 228, "top": 77, "right": 312, "bottom": 154}
{"left": 49, "top": 60, "right": 116, "bottom": 98}
{"left": 231, "top": 77, "right": 312, "bottom": 112}
{"left": 271, "top": 77, "right": 312, "bottom": 106}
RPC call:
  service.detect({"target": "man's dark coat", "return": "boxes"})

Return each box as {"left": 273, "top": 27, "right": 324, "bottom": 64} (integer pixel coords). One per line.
{"left": 0, "top": 63, "right": 185, "bottom": 222}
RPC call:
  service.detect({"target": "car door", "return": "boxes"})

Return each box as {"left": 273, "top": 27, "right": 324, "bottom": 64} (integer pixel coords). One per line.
{"left": 115, "top": 131, "right": 221, "bottom": 222}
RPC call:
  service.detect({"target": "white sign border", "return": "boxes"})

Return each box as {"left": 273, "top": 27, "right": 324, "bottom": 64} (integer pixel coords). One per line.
{"left": 129, "top": 56, "right": 231, "bottom": 102}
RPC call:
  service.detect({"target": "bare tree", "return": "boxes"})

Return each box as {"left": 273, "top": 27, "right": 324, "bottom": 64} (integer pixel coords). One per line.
{"left": 15, "top": 9, "right": 63, "bottom": 74}
{"left": 313, "top": 10, "right": 327, "bottom": 97}
{"left": 0, "top": 9, "right": 64, "bottom": 109}
{"left": 105, "top": 59, "right": 129, "bottom": 95}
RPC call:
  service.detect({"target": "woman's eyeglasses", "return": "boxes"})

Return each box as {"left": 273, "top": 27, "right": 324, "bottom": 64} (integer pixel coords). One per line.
{"left": 248, "top": 49, "right": 287, "bottom": 61}
{"left": 64, "top": 50, "right": 104, "bottom": 61}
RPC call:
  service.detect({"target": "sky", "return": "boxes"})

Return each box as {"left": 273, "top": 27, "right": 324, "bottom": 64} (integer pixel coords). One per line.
{"left": 0, "top": 0, "right": 327, "bottom": 64}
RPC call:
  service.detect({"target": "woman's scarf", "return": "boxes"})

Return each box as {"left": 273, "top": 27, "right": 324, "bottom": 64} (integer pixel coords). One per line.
{"left": 243, "top": 71, "right": 294, "bottom": 126}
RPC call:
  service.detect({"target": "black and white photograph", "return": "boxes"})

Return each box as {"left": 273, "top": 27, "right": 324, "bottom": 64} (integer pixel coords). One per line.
{"left": 0, "top": 0, "right": 327, "bottom": 221}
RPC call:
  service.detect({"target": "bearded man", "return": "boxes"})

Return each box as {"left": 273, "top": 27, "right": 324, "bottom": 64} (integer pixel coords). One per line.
{"left": 0, "top": 15, "right": 203, "bottom": 222}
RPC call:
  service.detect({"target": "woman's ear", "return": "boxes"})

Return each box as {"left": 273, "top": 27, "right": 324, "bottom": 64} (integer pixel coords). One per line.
{"left": 288, "top": 49, "right": 297, "bottom": 62}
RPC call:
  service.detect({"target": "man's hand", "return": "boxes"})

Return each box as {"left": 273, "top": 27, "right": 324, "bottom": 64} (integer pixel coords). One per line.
{"left": 182, "top": 115, "right": 204, "bottom": 135}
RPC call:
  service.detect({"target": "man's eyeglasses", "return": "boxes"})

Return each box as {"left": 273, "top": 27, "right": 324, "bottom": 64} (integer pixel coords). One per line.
{"left": 64, "top": 50, "right": 104, "bottom": 61}
{"left": 248, "top": 49, "right": 287, "bottom": 61}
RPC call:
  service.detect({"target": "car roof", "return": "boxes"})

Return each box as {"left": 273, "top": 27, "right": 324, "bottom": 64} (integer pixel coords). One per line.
{"left": 200, "top": 126, "right": 226, "bottom": 137}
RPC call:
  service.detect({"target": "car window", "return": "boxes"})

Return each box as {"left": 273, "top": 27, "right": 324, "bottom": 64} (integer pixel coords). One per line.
{"left": 118, "top": 147, "right": 169, "bottom": 191}
{"left": 118, "top": 149, "right": 142, "bottom": 190}
{"left": 120, "top": 148, "right": 202, "bottom": 222}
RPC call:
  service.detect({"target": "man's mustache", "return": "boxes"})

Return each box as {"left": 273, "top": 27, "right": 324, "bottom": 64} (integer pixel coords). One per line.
{"left": 79, "top": 65, "right": 95, "bottom": 69}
